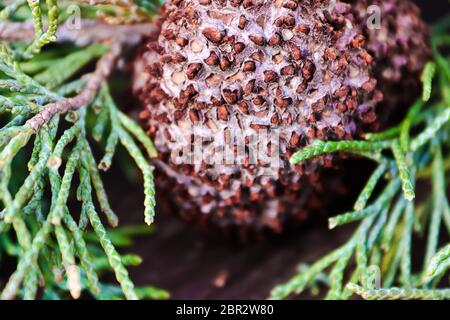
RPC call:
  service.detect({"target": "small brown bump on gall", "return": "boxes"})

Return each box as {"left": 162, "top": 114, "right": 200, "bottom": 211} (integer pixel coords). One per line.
{"left": 173, "top": 96, "right": 189, "bottom": 109}
{"left": 283, "top": 15, "right": 295, "bottom": 28}
{"left": 238, "top": 15, "right": 248, "bottom": 29}
{"left": 148, "top": 62, "right": 163, "bottom": 78}
{"left": 243, "top": 79, "right": 256, "bottom": 95}
{"left": 233, "top": 42, "right": 246, "bottom": 54}
{"left": 172, "top": 53, "right": 186, "bottom": 63}
{"left": 351, "top": 34, "right": 365, "bottom": 49}
{"left": 264, "top": 70, "right": 279, "bottom": 83}
{"left": 290, "top": 132, "right": 300, "bottom": 148}
{"left": 336, "top": 102, "right": 346, "bottom": 112}
{"left": 222, "top": 35, "right": 236, "bottom": 45}
{"left": 202, "top": 27, "right": 224, "bottom": 44}
{"left": 238, "top": 101, "right": 250, "bottom": 114}
{"left": 149, "top": 86, "right": 167, "bottom": 103}
{"left": 223, "top": 89, "right": 238, "bottom": 104}
{"left": 230, "top": 0, "right": 243, "bottom": 6}
{"left": 175, "top": 37, "right": 188, "bottom": 47}
{"left": 271, "top": 113, "right": 280, "bottom": 125}
{"left": 274, "top": 17, "right": 283, "bottom": 28}
{"left": 334, "top": 86, "right": 349, "bottom": 98}
{"left": 206, "top": 73, "right": 221, "bottom": 87}
{"left": 250, "top": 123, "right": 268, "bottom": 130}
{"left": 182, "top": 84, "right": 197, "bottom": 97}
{"left": 217, "top": 106, "right": 229, "bottom": 121}
{"left": 346, "top": 98, "right": 357, "bottom": 110}
{"left": 274, "top": 87, "right": 282, "bottom": 97}
{"left": 274, "top": 97, "right": 292, "bottom": 108}
{"left": 280, "top": 65, "right": 295, "bottom": 76}
{"left": 189, "top": 109, "right": 200, "bottom": 122}
{"left": 256, "top": 15, "right": 267, "bottom": 28}
{"left": 361, "top": 111, "right": 377, "bottom": 124}
{"left": 295, "top": 24, "right": 310, "bottom": 34}
{"left": 194, "top": 101, "right": 206, "bottom": 110}
{"left": 249, "top": 35, "right": 265, "bottom": 46}
{"left": 268, "top": 33, "right": 282, "bottom": 46}
{"left": 243, "top": 0, "right": 255, "bottom": 9}
{"left": 302, "top": 60, "right": 316, "bottom": 80}
{"left": 282, "top": 0, "right": 298, "bottom": 10}
{"left": 272, "top": 53, "right": 283, "bottom": 64}
{"left": 290, "top": 45, "right": 302, "bottom": 61}
{"left": 252, "top": 96, "right": 265, "bottom": 105}
{"left": 211, "top": 94, "right": 225, "bottom": 106}
{"left": 362, "top": 79, "right": 377, "bottom": 93}
{"left": 173, "top": 109, "right": 184, "bottom": 121}
{"left": 296, "top": 83, "right": 306, "bottom": 94}
{"left": 325, "top": 48, "right": 337, "bottom": 60}
{"left": 186, "top": 63, "right": 203, "bottom": 80}
{"left": 220, "top": 56, "right": 232, "bottom": 71}
{"left": 243, "top": 61, "right": 256, "bottom": 72}
{"left": 162, "top": 29, "right": 176, "bottom": 40}
{"left": 250, "top": 50, "right": 264, "bottom": 62}
{"left": 204, "top": 51, "right": 219, "bottom": 66}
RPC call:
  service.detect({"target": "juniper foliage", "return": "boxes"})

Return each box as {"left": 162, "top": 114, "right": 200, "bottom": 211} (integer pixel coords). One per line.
{"left": 271, "top": 16, "right": 450, "bottom": 300}
{"left": 0, "top": 0, "right": 165, "bottom": 300}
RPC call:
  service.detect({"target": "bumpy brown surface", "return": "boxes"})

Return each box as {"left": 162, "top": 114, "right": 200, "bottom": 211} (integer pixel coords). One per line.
{"left": 133, "top": 0, "right": 430, "bottom": 235}
{"left": 350, "top": 0, "right": 431, "bottom": 113}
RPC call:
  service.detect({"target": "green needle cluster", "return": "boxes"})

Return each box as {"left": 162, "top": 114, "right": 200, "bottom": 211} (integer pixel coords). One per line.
{"left": 0, "top": 0, "right": 166, "bottom": 300}
{"left": 270, "top": 16, "right": 450, "bottom": 300}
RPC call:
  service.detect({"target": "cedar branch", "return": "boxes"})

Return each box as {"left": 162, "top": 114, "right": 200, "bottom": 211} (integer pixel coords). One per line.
{"left": 0, "top": 20, "right": 158, "bottom": 47}
{"left": 25, "top": 43, "right": 120, "bottom": 132}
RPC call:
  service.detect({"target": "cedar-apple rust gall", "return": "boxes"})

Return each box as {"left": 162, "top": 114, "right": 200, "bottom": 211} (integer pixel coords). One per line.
{"left": 135, "top": 0, "right": 431, "bottom": 233}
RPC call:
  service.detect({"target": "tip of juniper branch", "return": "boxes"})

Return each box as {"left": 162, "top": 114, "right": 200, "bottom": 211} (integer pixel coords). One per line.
{"left": 328, "top": 218, "right": 337, "bottom": 230}
{"left": 149, "top": 151, "right": 158, "bottom": 158}
{"left": 3, "top": 215, "right": 12, "bottom": 224}
{"left": 145, "top": 217, "right": 154, "bottom": 226}
{"left": 107, "top": 214, "right": 119, "bottom": 228}
{"left": 67, "top": 265, "right": 81, "bottom": 300}
{"left": 345, "top": 283, "right": 358, "bottom": 292}
{"left": 98, "top": 161, "right": 110, "bottom": 172}
{"left": 405, "top": 193, "right": 415, "bottom": 201}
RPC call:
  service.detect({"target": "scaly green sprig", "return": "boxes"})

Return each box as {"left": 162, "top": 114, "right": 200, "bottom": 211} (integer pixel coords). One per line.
{"left": 353, "top": 161, "right": 389, "bottom": 211}
{"left": 290, "top": 140, "right": 391, "bottom": 165}
{"left": 0, "top": 1, "right": 164, "bottom": 300}
{"left": 271, "top": 17, "right": 450, "bottom": 300}
{"left": 23, "top": 0, "right": 60, "bottom": 59}
{"left": 0, "top": 0, "right": 27, "bottom": 20}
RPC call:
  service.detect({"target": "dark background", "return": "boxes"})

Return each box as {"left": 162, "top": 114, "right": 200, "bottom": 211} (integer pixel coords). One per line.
{"left": 113, "top": 0, "right": 450, "bottom": 299}
{"left": 416, "top": 0, "right": 449, "bottom": 22}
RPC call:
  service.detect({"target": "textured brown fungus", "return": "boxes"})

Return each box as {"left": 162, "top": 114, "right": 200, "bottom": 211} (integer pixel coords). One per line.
{"left": 133, "top": 0, "right": 431, "bottom": 236}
